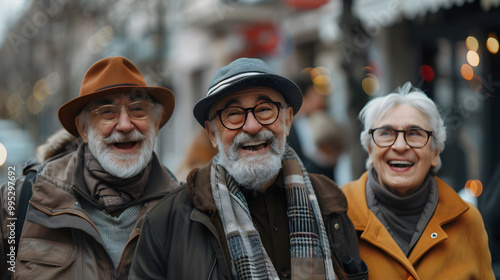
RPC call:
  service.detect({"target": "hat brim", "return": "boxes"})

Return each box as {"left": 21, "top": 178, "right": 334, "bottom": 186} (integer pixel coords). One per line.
{"left": 193, "top": 74, "right": 302, "bottom": 127}
{"left": 58, "top": 86, "right": 175, "bottom": 136}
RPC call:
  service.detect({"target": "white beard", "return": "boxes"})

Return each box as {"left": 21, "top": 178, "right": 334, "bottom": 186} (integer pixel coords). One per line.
{"left": 87, "top": 127, "right": 156, "bottom": 178}
{"left": 216, "top": 129, "right": 286, "bottom": 191}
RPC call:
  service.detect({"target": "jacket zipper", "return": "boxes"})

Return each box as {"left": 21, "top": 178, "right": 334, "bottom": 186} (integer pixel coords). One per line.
{"left": 206, "top": 257, "right": 217, "bottom": 280}
{"left": 115, "top": 232, "right": 140, "bottom": 273}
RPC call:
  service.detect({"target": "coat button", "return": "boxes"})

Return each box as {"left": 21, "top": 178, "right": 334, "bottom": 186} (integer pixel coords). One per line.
{"left": 431, "top": 232, "right": 438, "bottom": 238}
{"left": 334, "top": 223, "right": 340, "bottom": 230}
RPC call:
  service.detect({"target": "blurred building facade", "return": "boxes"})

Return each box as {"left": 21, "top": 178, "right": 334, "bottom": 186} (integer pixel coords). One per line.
{"left": 1, "top": 2, "right": 500, "bottom": 264}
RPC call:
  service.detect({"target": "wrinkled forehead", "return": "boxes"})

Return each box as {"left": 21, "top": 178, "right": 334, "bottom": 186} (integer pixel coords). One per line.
{"left": 211, "top": 87, "right": 285, "bottom": 110}
{"left": 374, "top": 104, "right": 431, "bottom": 130}
{"left": 89, "top": 92, "right": 151, "bottom": 106}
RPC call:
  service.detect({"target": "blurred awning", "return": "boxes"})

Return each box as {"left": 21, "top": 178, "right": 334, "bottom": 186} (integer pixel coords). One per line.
{"left": 353, "top": 0, "right": 499, "bottom": 27}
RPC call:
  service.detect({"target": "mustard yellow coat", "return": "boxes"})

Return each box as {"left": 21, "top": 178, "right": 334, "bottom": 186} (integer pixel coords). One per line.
{"left": 342, "top": 172, "right": 495, "bottom": 280}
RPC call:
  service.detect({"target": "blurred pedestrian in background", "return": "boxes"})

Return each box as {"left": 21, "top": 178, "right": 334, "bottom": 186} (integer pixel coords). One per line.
{"left": 130, "top": 57, "right": 367, "bottom": 280}
{"left": 342, "top": 82, "right": 494, "bottom": 279}
{"left": 288, "top": 69, "right": 346, "bottom": 180}
{"left": 480, "top": 160, "right": 500, "bottom": 272}
{"left": 11, "top": 56, "right": 179, "bottom": 279}
{"left": 175, "top": 127, "right": 218, "bottom": 181}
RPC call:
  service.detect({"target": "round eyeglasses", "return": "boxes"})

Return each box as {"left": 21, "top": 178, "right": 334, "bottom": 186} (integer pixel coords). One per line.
{"left": 369, "top": 127, "right": 433, "bottom": 148}
{"left": 91, "top": 101, "right": 154, "bottom": 124}
{"left": 210, "top": 101, "right": 282, "bottom": 130}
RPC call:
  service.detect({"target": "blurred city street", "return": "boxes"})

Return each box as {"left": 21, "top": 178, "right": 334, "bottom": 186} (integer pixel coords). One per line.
{"left": 1, "top": 0, "right": 499, "bottom": 276}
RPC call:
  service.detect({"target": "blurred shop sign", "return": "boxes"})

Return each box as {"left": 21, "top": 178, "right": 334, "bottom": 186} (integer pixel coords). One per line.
{"left": 240, "top": 24, "right": 283, "bottom": 57}
{"left": 286, "top": 0, "right": 329, "bottom": 9}
{"left": 353, "top": 0, "right": 475, "bottom": 27}
{"left": 222, "top": 0, "right": 273, "bottom": 4}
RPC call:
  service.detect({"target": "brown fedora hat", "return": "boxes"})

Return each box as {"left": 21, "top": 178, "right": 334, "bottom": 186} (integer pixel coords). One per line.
{"left": 58, "top": 56, "right": 175, "bottom": 136}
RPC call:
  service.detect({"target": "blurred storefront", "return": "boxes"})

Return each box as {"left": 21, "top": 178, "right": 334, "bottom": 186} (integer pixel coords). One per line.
{"left": 0, "top": 0, "right": 499, "bottom": 272}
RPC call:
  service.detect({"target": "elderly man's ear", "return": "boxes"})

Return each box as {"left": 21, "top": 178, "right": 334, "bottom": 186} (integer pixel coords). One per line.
{"left": 154, "top": 112, "right": 163, "bottom": 136}
{"left": 205, "top": 121, "right": 218, "bottom": 149}
{"left": 284, "top": 106, "right": 293, "bottom": 137}
{"left": 75, "top": 115, "right": 89, "bottom": 143}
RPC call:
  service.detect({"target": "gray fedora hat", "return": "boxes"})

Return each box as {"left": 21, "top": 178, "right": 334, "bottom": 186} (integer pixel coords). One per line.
{"left": 193, "top": 57, "right": 303, "bottom": 127}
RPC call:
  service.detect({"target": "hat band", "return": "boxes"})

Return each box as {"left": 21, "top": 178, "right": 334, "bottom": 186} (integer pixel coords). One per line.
{"left": 94, "top": 83, "right": 140, "bottom": 92}
{"left": 206, "top": 72, "right": 264, "bottom": 97}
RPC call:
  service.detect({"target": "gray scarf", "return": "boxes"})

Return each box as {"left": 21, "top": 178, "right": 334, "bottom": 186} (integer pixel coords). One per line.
{"left": 366, "top": 166, "right": 438, "bottom": 256}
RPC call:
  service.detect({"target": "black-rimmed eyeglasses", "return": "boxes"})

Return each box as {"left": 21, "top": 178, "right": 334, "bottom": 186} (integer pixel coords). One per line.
{"left": 210, "top": 101, "right": 282, "bottom": 130}
{"left": 369, "top": 127, "right": 433, "bottom": 148}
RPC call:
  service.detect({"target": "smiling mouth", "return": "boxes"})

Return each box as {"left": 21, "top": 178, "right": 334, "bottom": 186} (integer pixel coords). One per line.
{"left": 388, "top": 160, "right": 414, "bottom": 168}
{"left": 113, "top": 141, "right": 137, "bottom": 149}
{"left": 239, "top": 140, "right": 269, "bottom": 151}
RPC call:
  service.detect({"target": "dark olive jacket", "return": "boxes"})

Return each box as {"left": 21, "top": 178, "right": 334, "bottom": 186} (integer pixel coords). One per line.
{"left": 130, "top": 160, "right": 368, "bottom": 279}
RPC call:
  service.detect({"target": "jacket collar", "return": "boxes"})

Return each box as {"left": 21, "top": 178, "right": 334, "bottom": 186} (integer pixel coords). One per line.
{"left": 347, "top": 171, "right": 469, "bottom": 231}
{"left": 185, "top": 159, "right": 217, "bottom": 212}
{"left": 31, "top": 144, "right": 178, "bottom": 211}
{"left": 185, "top": 159, "right": 348, "bottom": 215}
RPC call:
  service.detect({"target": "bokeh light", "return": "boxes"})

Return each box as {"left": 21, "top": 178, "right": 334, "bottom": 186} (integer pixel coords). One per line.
{"left": 460, "top": 64, "right": 474, "bottom": 80}
{"left": 468, "top": 74, "right": 483, "bottom": 92}
{"left": 6, "top": 93, "right": 25, "bottom": 121}
{"left": 465, "top": 36, "right": 479, "bottom": 51}
{"left": 33, "top": 78, "right": 49, "bottom": 102}
{"left": 362, "top": 74, "right": 379, "bottom": 95}
{"left": 466, "top": 50, "right": 480, "bottom": 67}
{"left": 87, "top": 26, "right": 114, "bottom": 54}
{"left": 487, "top": 35, "right": 499, "bottom": 54}
{"left": 27, "top": 94, "right": 44, "bottom": 115}
{"left": 465, "top": 179, "right": 483, "bottom": 197}
{"left": 313, "top": 75, "right": 331, "bottom": 96}
{"left": 303, "top": 66, "right": 331, "bottom": 95}
{"left": 0, "top": 142, "right": 7, "bottom": 166}
{"left": 419, "top": 65, "right": 434, "bottom": 82}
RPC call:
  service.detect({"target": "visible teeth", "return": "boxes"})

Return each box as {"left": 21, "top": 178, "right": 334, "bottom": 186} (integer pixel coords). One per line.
{"left": 388, "top": 160, "right": 414, "bottom": 167}
{"left": 240, "top": 140, "right": 266, "bottom": 147}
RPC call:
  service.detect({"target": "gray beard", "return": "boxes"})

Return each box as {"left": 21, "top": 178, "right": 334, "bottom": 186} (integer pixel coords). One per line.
{"left": 87, "top": 127, "right": 155, "bottom": 178}
{"left": 216, "top": 129, "right": 285, "bottom": 191}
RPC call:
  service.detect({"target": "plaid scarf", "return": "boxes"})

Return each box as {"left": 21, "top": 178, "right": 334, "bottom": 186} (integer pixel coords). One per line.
{"left": 211, "top": 145, "right": 336, "bottom": 280}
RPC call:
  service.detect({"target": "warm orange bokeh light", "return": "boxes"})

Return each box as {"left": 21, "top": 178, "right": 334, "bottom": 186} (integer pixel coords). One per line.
{"left": 312, "top": 75, "right": 331, "bottom": 95}
{"left": 466, "top": 36, "right": 479, "bottom": 51}
{"left": 460, "top": 64, "right": 474, "bottom": 80}
{"left": 487, "top": 36, "right": 499, "bottom": 54}
{"left": 465, "top": 179, "right": 483, "bottom": 197}
{"left": 466, "top": 50, "right": 480, "bottom": 67}
{"left": 362, "top": 75, "right": 379, "bottom": 95}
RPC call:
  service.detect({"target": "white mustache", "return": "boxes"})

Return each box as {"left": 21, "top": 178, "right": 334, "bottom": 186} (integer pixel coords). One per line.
{"left": 102, "top": 130, "right": 145, "bottom": 144}
{"left": 233, "top": 130, "right": 275, "bottom": 147}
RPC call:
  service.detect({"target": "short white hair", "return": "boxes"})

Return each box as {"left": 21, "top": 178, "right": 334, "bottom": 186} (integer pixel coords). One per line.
{"left": 359, "top": 82, "right": 446, "bottom": 173}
